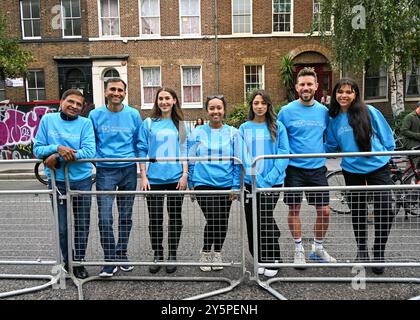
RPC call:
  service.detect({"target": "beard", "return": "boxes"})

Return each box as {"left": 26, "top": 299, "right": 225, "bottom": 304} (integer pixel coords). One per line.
{"left": 299, "top": 92, "right": 314, "bottom": 102}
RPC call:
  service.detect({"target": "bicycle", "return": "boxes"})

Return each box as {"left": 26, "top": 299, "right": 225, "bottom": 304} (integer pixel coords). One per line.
{"left": 34, "top": 161, "right": 97, "bottom": 185}
{"left": 327, "top": 147, "right": 420, "bottom": 220}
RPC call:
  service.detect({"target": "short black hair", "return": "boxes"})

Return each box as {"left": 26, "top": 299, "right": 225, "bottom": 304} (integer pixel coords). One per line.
{"left": 297, "top": 67, "right": 318, "bottom": 83}
{"left": 104, "top": 78, "right": 127, "bottom": 90}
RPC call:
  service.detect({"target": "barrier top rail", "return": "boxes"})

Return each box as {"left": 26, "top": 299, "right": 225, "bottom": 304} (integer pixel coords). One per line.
{"left": 73, "top": 156, "right": 244, "bottom": 166}
{"left": 252, "top": 150, "right": 420, "bottom": 165}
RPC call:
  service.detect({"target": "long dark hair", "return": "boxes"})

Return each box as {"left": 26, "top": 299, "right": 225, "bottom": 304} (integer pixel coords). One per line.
{"left": 152, "top": 87, "right": 186, "bottom": 143}
{"left": 248, "top": 90, "right": 277, "bottom": 142}
{"left": 329, "top": 78, "right": 372, "bottom": 152}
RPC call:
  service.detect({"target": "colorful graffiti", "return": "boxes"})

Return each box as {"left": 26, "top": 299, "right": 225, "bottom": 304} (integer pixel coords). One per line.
{"left": 0, "top": 102, "right": 59, "bottom": 159}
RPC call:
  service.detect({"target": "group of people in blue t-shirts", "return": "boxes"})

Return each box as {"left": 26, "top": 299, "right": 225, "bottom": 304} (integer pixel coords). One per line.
{"left": 34, "top": 67, "right": 396, "bottom": 280}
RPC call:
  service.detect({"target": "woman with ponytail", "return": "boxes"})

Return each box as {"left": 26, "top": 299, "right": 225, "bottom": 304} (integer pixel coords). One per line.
{"left": 326, "top": 78, "right": 395, "bottom": 274}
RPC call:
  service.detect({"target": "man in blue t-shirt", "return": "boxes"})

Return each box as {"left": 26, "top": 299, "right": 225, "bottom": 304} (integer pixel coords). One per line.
{"left": 34, "top": 89, "right": 95, "bottom": 279}
{"left": 89, "top": 78, "right": 143, "bottom": 277}
{"left": 278, "top": 68, "right": 336, "bottom": 268}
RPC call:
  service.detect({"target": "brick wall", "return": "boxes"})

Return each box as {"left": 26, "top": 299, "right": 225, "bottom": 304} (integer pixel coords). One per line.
{"left": 2, "top": 0, "right": 406, "bottom": 119}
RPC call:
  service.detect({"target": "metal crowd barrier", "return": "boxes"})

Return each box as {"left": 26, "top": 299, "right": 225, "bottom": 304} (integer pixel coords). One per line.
{"left": 0, "top": 159, "right": 64, "bottom": 299}
{"left": 251, "top": 150, "right": 420, "bottom": 300}
{"left": 64, "top": 157, "right": 246, "bottom": 300}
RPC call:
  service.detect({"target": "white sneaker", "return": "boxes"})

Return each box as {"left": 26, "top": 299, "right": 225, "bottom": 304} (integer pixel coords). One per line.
{"left": 264, "top": 268, "right": 278, "bottom": 277}
{"left": 309, "top": 244, "right": 337, "bottom": 263}
{"left": 294, "top": 249, "right": 306, "bottom": 267}
{"left": 212, "top": 252, "right": 223, "bottom": 271}
{"left": 199, "top": 251, "right": 212, "bottom": 272}
{"left": 258, "top": 267, "right": 265, "bottom": 275}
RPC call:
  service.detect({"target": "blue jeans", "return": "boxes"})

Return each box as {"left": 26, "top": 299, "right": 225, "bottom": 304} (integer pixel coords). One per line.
{"left": 49, "top": 177, "right": 92, "bottom": 264}
{"left": 96, "top": 164, "right": 137, "bottom": 261}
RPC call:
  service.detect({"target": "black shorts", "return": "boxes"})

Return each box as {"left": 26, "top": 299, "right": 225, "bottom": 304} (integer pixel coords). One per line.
{"left": 283, "top": 165, "right": 329, "bottom": 206}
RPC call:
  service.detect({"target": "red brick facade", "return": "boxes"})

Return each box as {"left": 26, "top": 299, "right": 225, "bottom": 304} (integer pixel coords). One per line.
{"left": 2, "top": 0, "right": 415, "bottom": 120}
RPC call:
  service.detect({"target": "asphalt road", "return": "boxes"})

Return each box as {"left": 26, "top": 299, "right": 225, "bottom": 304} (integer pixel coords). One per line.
{"left": 0, "top": 179, "right": 419, "bottom": 302}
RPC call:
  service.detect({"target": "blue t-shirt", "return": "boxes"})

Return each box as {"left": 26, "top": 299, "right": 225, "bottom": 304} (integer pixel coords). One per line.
{"left": 138, "top": 117, "right": 187, "bottom": 185}
{"left": 33, "top": 113, "right": 95, "bottom": 182}
{"left": 278, "top": 99, "right": 329, "bottom": 169}
{"left": 325, "top": 105, "right": 395, "bottom": 173}
{"left": 89, "top": 105, "right": 143, "bottom": 167}
{"left": 239, "top": 120, "right": 289, "bottom": 187}
{"left": 187, "top": 123, "right": 244, "bottom": 189}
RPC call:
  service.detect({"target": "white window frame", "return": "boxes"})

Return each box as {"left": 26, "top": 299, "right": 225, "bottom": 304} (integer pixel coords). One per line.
{"left": 20, "top": 0, "right": 41, "bottom": 39}
{"left": 140, "top": 66, "right": 161, "bottom": 110}
{"left": 363, "top": 65, "right": 389, "bottom": 103}
{"left": 232, "top": 0, "right": 252, "bottom": 35}
{"left": 61, "top": 0, "right": 82, "bottom": 38}
{"left": 179, "top": 0, "right": 201, "bottom": 36}
{"left": 139, "top": 0, "right": 161, "bottom": 37}
{"left": 98, "top": 0, "right": 121, "bottom": 38}
{"left": 181, "top": 66, "right": 202, "bottom": 109}
{"left": 244, "top": 65, "right": 265, "bottom": 101}
{"left": 26, "top": 70, "right": 46, "bottom": 102}
{"left": 272, "top": 0, "right": 293, "bottom": 34}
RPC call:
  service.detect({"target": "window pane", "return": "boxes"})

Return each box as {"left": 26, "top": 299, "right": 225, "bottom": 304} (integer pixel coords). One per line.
{"left": 21, "top": 0, "right": 31, "bottom": 18}
{"left": 109, "top": 0, "right": 119, "bottom": 17}
{"left": 72, "top": 19, "right": 81, "bottom": 35}
{"left": 32, "top": 19, "right": 41, "bottom": 36}
{"left": 23, "top": 21, "right": 32, "bottom": 37}
{"left": 62, "top": 0, "right": 71, "bottom": 16}
{"left": 28, "top": 89, "right": 37, "bottom": 101}
{"left": 36, "top": 71, "right": 45, "bottom": 88}
{"left": 143, "top": 87, "right": 155, "bottom": 104}
{"left": 100, "top": 0, "right": 107, "bottom": 16}
{"left": 31, "top": 0, "right": 40, "bottom": 18}
{"left": 64, "top": 20, "right": 73, "bottom": 36}
{"left": 27, "top": 72, "right": 36, "bottom": 88}
{"left": 37, "top": 89, "right": 46, "bottom": 100}
{"left": 71, "top": 0, "right": 81, "bottom": 17}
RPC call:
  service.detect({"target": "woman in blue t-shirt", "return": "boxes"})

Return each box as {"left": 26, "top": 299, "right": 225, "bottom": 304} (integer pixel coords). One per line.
{"left": 239, "top": 90, "right": 289, "bottom": 278}
{"left": 326, "top": 78, "right": 396, "bottom": 275}
{"left": 188, "top": 95, "right": 244, "bottom": 272}
{"left": 139, "top": 87, "right": 188, "bottom": 274}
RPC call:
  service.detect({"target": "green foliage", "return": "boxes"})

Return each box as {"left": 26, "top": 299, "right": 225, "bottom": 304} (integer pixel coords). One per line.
{"left": 280, "top": 55, "right": 295, "bottom": 102}
{"left": 315, "top": 0, "right": 419, "bottom": 74}
{"left": 390, "top": 110, "right": 411, "bottom": 136}
{"left": 0, "top": 13, "right": 33, "bottom": 78}
{"left": 226, "top": 99, "right": 289, "bottom": 128}
{"left": 274, "top": 100, "right": 289, "bottom": 114}
{"left": 225, "top": 102, "right": 249, "bottom": 128}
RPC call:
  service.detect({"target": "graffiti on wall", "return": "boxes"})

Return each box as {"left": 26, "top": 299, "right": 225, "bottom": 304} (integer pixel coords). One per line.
{"left": 0, "top": 102, "right": 59, "bottom": 159}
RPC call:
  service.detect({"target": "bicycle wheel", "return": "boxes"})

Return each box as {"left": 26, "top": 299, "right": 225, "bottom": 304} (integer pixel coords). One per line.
{"left": 327, "top": 170, "right": 351, "bottom": 214}
{"left": 402, "top": 172, "right": 419, "bottom": 216}
{"left": 34, "top": 162, "right": 48, "bottom": 185}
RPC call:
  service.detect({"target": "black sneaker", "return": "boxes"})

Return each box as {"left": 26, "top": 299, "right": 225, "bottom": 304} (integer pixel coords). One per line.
{"left": 165, "top": 255, "right": 177, "bottom": 274}
{"left": 73, "top": 266, "right": 89, "bottom": 279}
{"left": 149, "top": 251, "right": 163, "bottom": 274}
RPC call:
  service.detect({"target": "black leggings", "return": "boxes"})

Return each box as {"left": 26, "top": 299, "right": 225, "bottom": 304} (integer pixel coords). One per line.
{"left": 244, "top": 184, "right": 281, "bottom": 263}
{"left": 342, "top": 164, "right": 395, "bottom": 261}
{"left": 146, "top": 183, "right": 184, "bottom": 255}
{"left": 195, "top": 185, "right": 232, "bottom": 252}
